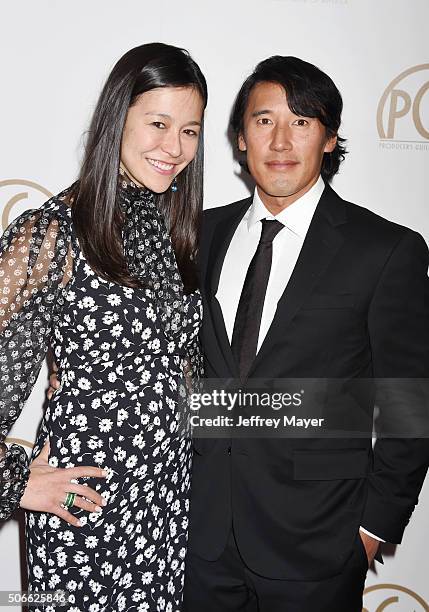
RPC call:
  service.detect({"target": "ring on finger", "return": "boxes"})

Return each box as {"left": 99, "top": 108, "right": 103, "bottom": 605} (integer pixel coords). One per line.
{"left": 61, "top": 492, "right": 76, "bottom": 509}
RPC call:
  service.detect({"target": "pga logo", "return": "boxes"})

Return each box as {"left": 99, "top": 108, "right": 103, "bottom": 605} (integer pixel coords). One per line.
{"left": 0, "top": 179, "right": 52, "bottom": 231}
{"left": 377, "top": 64, "right": 429, "bottom": 141}
{"left": 363, "top": 583, "right": 429, "bottom": 611}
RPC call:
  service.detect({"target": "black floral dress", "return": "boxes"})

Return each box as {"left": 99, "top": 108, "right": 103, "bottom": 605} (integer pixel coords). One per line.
{"left": 0, "top": 185, "right": 203, "bottom": 612}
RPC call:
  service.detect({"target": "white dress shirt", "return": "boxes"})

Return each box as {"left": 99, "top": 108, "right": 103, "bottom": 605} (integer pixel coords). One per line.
{"left": 215, "top": 175, "right": 384, "bottom": 545}
{"left": 216, "top": 176, "right": 323, "bottom": 352}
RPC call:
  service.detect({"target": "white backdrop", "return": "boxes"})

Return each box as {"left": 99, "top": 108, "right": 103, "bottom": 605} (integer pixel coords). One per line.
{"left": 1, "top": 1, "right": 428, "bottom": 610}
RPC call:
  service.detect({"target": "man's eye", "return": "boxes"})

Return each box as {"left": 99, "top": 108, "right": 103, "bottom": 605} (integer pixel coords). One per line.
{"left": 152, "top": 122, "right": 166, "bottom": 129}
{"left": 257, "top": 118, "right": 272, "bottom": 125}
{"left": 293, "top": 119, "right": 308, "bottom": 127}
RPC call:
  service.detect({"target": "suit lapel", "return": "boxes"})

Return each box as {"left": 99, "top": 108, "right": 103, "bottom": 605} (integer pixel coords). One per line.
{"left": 248, "top": 185, "right": 347, "bottom": 376}
{"left": 205, "top": 197, "right": 252, "bottom": 377}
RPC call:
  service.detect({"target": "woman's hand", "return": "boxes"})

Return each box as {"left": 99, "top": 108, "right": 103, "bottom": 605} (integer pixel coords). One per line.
{"left": 47, "top": 363, "right": 60, "bottom": 400}
{"left": 19, "top": 440, "right": 107, "bottom": 527}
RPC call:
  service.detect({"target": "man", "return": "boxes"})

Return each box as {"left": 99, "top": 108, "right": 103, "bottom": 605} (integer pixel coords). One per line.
{"left": 183, "top": 56, "right": 429, "bottom": 611}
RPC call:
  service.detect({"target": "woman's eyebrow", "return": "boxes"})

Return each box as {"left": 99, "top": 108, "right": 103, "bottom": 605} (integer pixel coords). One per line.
{"left": 144, "top": 112, "right": 201, "bottom": 126}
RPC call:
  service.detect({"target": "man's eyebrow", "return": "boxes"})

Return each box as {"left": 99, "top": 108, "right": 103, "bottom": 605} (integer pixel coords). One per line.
{"left": 144, "top": 112, "right": 201, "bottom": 126}
{"left": 250, "top": 109, "right": 272, "bottom": 117}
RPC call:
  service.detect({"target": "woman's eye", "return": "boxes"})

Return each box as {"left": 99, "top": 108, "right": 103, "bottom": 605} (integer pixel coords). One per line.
{"left": 183, "top": 129, "right": 198, "bottom": 137}
{"left": 152, "top": 122, "right": 166, "bottom": 129}
{"left": 257, "top": 117, "right": 272, "bottom": 125}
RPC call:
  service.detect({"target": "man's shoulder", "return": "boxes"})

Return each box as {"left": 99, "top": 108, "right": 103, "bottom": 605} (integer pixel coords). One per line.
{"left": 331, "top": 186, "right": 422, "bottom": 247}
{"left": 203, "top": 196, "right": 251, "bottom": 220}
{"left": 201, "top": 197, "right": 251, "bottom": 241}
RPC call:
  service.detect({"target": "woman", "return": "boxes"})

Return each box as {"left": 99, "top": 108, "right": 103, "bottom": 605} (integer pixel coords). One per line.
{"left": 0, "top": 42, "right": 207, "bottom": 611}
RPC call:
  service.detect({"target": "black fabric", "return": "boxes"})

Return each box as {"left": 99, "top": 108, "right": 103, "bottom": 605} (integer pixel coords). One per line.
{"left": 118, "top": 173, "right": 186, "bottom": 341}
{"left": 231, "top": 219, "right": 283, "bottom": 379}
{"left": 188, "top": 183, "right": 429, "bottom": 582}
{"left": 184, "top": 528, "right": 368, "bottom": 612}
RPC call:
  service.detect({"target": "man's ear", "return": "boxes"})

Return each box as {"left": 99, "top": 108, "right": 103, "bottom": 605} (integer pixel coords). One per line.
{"left": 238, "top": 132, "right": 247, "bottom": 152}
{"left": 324, "top": 133, "right": 337, "bottom": 154}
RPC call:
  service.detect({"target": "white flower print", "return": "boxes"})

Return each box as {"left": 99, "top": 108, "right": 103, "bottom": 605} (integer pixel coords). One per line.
{"left": 66, "top": 580, "right": 77, "bottom": 591}
{"left": 85, "top": 536, "right": 99, "bottom": 549}
{"left": 98, "top": 419, "right": 113, "bottom": 433}
{"left": 33, "top": 565, "right": 43, "bottom": 579}
{"left": 22, "top": 199, "right": 203, "bottom": 612}
{"left": 142, "top": 327, "right": 152, "bottom": 340}
{"left": 154, "top": 381, "right": 163, "bottom": 394}
{"left": 149, "top": 338, "right": 161, "bottom": 351}
{"left": 81, "top": 296, "right": 96, "bottom": 308}
{"left": 48, "top": 516, "right": 61, "bottom": 529}
{"left": 70, "top": 438, "right": 81, "bottom": 454}
{"left": 132, "top": 433, "right": 146, "bottom": 450}
{"left": 108, "top": 371, "right": 117, "bottom": 383}
{"left": 79, "top": 565, "right": 92, "bottom": 578}
{"left": 77, "top": 377, "right": 91, "bottom": 390}
{"left": 94, "top": 450, "right": 106, "bottom": 464}
{"left": 110, "top": 323, "right": 124, "bottom": 338}
{"left": 125, "top": 454, "right": 138, "bottom": 469}
{"left": 107, "top": 294, "right": 122, "bottom": 306}
{"left": 132, "top": 319, "right": 143, "bottom": 333}
{"left": 102, "top": 390, "right": 117, "bottom": 405}
{"left": 114, "top": 447, "right": 126, "bottom": 462}
{"left": 142, "top": 572, "right": 153, "bottom": 585}
{"left": 148, "top": 401, "right": 159, "bottom": 413}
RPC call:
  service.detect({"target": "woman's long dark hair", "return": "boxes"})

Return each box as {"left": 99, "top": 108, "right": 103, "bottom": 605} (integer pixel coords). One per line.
{"left": 71, "top": 43, "right": 208, "bottom": 292}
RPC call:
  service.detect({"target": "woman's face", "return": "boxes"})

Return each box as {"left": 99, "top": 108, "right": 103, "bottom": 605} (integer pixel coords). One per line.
{"left": 120, "top": 86, "right": 204, "bottom": 193}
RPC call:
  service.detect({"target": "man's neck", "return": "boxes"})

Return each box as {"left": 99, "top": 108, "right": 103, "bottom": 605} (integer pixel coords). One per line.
{"left": 256, "top": 175, "right": 322, "bottom": 216}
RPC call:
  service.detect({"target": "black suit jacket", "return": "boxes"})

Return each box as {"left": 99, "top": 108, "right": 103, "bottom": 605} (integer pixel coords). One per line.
{"left": 187, "top": 183, "right": 429, "bottom": 580}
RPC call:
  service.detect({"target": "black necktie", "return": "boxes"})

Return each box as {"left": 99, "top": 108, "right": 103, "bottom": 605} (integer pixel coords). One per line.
{"left": 231, "top": 218, "right": 284, "bottom": 379}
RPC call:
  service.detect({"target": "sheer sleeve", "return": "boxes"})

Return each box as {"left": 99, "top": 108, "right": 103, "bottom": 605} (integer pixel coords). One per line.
{"left": 0, "top": 202, "right": 74, "bottom": 520}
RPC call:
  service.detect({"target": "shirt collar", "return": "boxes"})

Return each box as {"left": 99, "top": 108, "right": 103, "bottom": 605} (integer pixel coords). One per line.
{"left": 247, "top": 176, "right": 325, "bottom": 238}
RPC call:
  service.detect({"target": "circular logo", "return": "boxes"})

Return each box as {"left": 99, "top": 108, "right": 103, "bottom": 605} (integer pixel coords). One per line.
{"left": 0, "top": 179, "right": 52, "bottom": 231}
{"left": 363, "top": 583, "right": 429, "bottom": 611}
{"left": 377, "top": 64, "right": 429, "bottom": 142}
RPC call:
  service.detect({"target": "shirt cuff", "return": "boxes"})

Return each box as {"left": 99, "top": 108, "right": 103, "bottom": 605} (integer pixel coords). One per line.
{"left": 359, "top": 526, "right": 386, "bottom": 543}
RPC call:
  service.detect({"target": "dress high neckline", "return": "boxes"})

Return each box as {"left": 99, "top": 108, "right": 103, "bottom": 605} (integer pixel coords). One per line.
{"left": 118, "top": 169, "right": 153, "bottom": 201}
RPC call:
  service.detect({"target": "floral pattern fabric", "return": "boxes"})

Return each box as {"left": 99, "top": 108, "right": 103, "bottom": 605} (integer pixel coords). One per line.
{"left": 0, "top": 188, "right": 203, "bottom": 612}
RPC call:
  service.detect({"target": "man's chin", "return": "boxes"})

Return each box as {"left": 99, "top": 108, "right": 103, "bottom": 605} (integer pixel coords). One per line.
{"left": 257, "top": 183, "right": 298, "bottom": 199}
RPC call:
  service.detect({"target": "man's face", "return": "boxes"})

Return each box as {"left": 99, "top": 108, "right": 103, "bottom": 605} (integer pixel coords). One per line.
{"left": 238, "top": 81, "right": 337, "bottom": 211}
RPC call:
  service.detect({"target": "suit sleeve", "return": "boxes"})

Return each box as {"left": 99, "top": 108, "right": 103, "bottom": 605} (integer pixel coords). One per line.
{"left": 362, "top": 229, "right": 429, "bottom": 543}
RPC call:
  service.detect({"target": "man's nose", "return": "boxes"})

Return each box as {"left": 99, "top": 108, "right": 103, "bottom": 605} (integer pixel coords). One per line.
{"left": 270, "top": 125, "right": 293, "bottom": 152}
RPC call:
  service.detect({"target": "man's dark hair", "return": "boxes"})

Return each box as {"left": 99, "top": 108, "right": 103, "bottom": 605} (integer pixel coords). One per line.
{"left": 231, "top": 56, "right": 347, "bottom": 183}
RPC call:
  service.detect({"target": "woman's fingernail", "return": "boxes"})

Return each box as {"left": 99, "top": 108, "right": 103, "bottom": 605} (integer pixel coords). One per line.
{"left": 94, "top": 506, "right": 102, "bottom": 513}
{"left": 102, "top": 470, "right": 108, "bottom": 477}
{"left": 76, "top": 519, "right": 82, "bottom": 526}
{"left": 101, "top": 498, "right": 107, "bottom": 506}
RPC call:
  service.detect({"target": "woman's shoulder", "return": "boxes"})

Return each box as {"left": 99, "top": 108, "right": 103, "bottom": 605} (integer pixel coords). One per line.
{"left": 0, "top": 184, "right": 79, "bottom": 262}
{"left": 4, "top": 185, "right": 76, "bottom": 235}
{"left": 38, "top": 184, "right": 75, "bottom": 221}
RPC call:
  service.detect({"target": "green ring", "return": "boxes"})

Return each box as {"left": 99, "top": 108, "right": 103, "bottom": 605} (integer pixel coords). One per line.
{"left": 64, "top": 492, "right": 76, "bottom": 508}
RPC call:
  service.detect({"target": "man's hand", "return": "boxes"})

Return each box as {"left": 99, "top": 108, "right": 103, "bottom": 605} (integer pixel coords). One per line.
{"left": 47, "top": 362, "right": 60, "bottom": 400}
{"left": 359, "top": 529, "right": 380, "bottom": 567}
